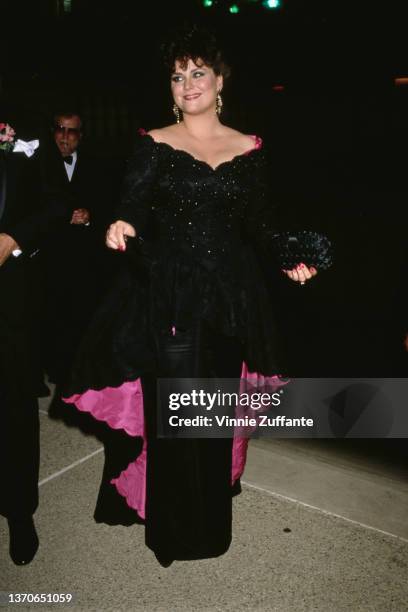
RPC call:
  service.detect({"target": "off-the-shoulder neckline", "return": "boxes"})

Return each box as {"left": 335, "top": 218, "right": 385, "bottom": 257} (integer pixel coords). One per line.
{"left": 137, "top": 128, "right": 263, "bottom": 172}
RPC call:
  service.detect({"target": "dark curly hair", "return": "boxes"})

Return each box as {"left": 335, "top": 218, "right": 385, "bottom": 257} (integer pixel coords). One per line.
{"left": 162, "top": 25, "right": 231, "bottom": 79}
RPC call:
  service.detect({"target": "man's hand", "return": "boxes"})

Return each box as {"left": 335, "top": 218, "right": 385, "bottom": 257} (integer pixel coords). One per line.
{"left": 0, "top": 233, "right": 19, "bottom": 267}
{"left": 70, "top": 208, "right": 90, "bottom": 225}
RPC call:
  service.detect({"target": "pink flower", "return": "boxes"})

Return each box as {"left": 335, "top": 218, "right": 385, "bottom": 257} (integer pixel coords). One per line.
{"left": 0, "top": 123, "right": 16, "bottom": 150}
{"left": 5, "top": 125, "right": 15, "bottom": 137}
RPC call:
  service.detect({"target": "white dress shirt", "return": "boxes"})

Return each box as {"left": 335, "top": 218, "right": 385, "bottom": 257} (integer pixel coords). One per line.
{"left": 64, "top": 150, "right": 77, "bottom": 182}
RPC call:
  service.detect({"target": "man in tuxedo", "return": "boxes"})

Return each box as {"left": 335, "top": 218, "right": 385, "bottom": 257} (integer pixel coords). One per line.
{"left": 0, "top": 116, "right": 71, "bottom": 565}
{"left": 40, "top": 111, "right": 110, "bottom": 384}
{"left": 50, "top": 111, "right": 90, "bottom": 224}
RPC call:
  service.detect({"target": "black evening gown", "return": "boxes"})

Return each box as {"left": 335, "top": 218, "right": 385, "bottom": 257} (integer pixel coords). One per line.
{"left": 66, "top": 131, "right": 280, "bottom": 560}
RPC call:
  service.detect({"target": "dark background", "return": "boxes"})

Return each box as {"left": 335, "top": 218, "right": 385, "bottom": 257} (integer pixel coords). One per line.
{"left": 3, "top": 0, "right": 408, "bottom": 166}
{"left": 2, "top": 0, "right": 408, "bottom": 377}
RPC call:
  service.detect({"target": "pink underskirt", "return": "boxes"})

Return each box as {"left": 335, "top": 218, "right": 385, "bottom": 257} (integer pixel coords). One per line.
{"left": 64, "top": 364, "right": 286, "bottom": 519}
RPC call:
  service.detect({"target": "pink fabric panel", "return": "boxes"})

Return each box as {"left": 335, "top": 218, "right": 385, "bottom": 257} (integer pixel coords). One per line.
{"left": 231, "top": 437, "right": 249, "bottom": 484}
{"left": 64, "top": 379, "right": 144, "bottom": 437}
{"left": 64, "top": 380, "right": 146, "bottom": 517}
{"left": 111, "top": 439, "right": 147, "bottom": 519}
{"left": 240, "top": 362, "right": 286, "bottom": 388}
{"left": 230, "top": 363, "right": 288, "bottom": 482}
{"left": 63, "top": 363, "right": 286, "bottom": 516}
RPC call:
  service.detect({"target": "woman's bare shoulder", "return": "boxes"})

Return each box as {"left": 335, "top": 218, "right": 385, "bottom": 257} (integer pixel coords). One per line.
{"left": 221, "top": 126, "right": 259, "bottom": 151}
{"left": 147, "top": 125, "right": 180, "bottom": 143}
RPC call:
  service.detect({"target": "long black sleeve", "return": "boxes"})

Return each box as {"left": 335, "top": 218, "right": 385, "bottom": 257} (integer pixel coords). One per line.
{"left": 9, "top": 191, "right": 72, "bottom": 253}
{"left": 6, "top": 153, "right": 72, "bottom": 252}
{"left": 115, "top": 134, "right": 159, "bottom": 236}
{"left": 244, "top": 148, "right": 279, "bottom": 250}
{"left": 1, "top": 149, "right": 71, "bottom": 254}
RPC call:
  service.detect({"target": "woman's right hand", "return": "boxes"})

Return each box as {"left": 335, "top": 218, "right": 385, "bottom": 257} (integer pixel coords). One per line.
{"left": 106, "top": 220, "right": 136, "bottom": 251}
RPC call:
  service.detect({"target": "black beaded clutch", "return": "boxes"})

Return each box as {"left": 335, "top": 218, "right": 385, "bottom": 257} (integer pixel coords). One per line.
{"left": 271, "top": 231, "right": 333, "bottom": 270}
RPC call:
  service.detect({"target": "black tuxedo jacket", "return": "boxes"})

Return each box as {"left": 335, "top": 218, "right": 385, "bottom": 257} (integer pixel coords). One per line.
{"left": 0, "top": 146, "right": 71, "bottom": 395}
{"left": 41, "top": 144, "right": 111, "bottom": 230}
{"left": 39, "top": 145, "right": 99, "bottom": 273}
{"left": 36, "top": 144, "right": 119, "bottom": 377}
{"left": 0, "top": 149, "right": 70, "bottom": 254}
{"left": 43, "top": 148, "right": 88, "bottom": 207}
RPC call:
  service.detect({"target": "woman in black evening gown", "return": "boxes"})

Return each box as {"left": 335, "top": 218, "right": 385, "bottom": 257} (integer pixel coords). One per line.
{"left": 65, "top": 27, "right": 316, "bottom": 566}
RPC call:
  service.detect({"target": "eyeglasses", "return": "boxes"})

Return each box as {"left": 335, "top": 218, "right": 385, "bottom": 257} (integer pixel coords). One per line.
{"left": 54, "top": 125, "right": 81, "bottom": 137}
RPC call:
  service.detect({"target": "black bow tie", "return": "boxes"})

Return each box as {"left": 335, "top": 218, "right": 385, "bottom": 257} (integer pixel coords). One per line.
{"left": 63, "top": 155, "right": 73, "bottom": 165}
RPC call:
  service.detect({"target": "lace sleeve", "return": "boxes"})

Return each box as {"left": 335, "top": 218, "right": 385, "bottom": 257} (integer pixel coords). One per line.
{"left": 115, "top": 132, "right": 159, "bottom": 235}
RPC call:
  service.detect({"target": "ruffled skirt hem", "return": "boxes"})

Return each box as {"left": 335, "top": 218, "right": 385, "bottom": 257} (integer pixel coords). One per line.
{"left": 63, "top": 364, "right": 286, "bottom": 521}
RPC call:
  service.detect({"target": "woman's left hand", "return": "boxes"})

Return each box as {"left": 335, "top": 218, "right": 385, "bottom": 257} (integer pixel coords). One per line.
{"left": 283, "top": 263, "right": 318, "bottom": 285}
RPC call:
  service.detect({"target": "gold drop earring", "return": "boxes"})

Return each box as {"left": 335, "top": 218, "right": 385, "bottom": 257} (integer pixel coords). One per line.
{"left": 173, "top": 104, "right": 181, "bottom": 124}
{"left": 216, "top": 92, "right": 223, "bottom": 116}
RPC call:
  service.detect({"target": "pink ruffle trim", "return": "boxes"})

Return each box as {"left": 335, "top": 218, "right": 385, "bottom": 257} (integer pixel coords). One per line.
{"left": 111, "top": 439, "right": 147, "bottom": 519}
{"left": 63, "top": 363, "right": 286, "bottom": 519}
{"left": 67, "top": 379, "right": 144, "bottom": 437}
{"left": 244, "top": 134, "right": 263, "bottom": 154}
